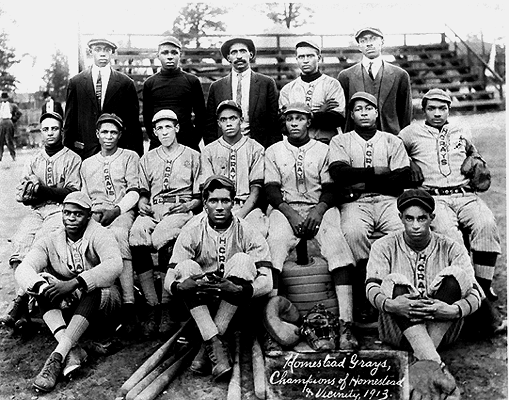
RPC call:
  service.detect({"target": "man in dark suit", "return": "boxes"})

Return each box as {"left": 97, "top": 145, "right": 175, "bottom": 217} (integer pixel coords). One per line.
{"left": 204, "top": 37, "right": 280, "bottom": 149}
{"left": 63, "top": 38, "right": 143, "bottom": 159}
{"left": 0, "top": 92, "right": 22, "bottom": 162}
{"left": 41, "top": 91, "right": 64, "bottom": 119}
{"left": 338, "top": 27, "right": 412, "bottom": 135}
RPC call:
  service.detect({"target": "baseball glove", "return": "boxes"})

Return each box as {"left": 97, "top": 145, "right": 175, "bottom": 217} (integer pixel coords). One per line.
{"left": 460, "top": 154, "right": 491, "bottom": 192}
{"left": 15, "top": 175, "right": 40, "bottom": 203}
{"left": 409, "top": 360, "right": 460, "bottom": 400}
{"left": 299, "top": 303, "right": 339, "bottom": 351}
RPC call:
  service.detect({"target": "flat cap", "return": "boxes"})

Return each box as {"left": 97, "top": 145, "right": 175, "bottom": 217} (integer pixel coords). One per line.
{"left": 355, "top": 27, "right": 384, "bottom": 42}
{"left": 202, "top": 175, "right": 236, "bottom": 197}
{"left": 349, "top": 91, "right": 378, "bottom": 109}
{"left": 422, "top": 88, "right": 452, "bottom": 105}
{"left": 283, "top": 102, "right": 313, "bottom": 116}
{"left": 296, "top": 40, "right": 321, "bottom": 54}
{"left": 40, "top": 112, "right": 63, "bottom": 124}
{"left": 152, "top": 109, "right": 178, "bottom": 124}
{"left": 96, "top": 113, "right": 124, "bottom": 130}
{"left": 216, "top": 100, "right": 242, "bottom": 117}
{"left": 158, "top": 36, "right": 182, "bottom": 49}
{"left": 1, "top": 92, "right": 9, "bottom": 99}
{"left": 220, "top": 37, "right": 256, "bottom": 60}
{"left": 397, "top": 189, "right": 435, "bottom": 213}
{"left": 87, "top": 38, "right": 117, "bottom": 51}
{"left": 64, "top": 192, "right": 92, "bottom": 210}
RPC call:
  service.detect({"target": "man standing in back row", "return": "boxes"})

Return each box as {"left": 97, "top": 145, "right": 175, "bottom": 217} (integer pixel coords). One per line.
{"left": 204, "top": 37, "right": 280, "bottom": 149}
{"left": 338, "top": 27, "right": 412, "bottom": 135}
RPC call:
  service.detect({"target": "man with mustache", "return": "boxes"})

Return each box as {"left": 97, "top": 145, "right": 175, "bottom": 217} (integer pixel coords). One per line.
{"left": 142, "top": 36, "right": 206, "bottom": 151}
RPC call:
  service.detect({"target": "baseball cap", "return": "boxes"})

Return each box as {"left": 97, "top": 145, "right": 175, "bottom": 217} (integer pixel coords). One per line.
{"left": 87, "top": 38, "right": 117, "bottom": 52}
{"left": 349, "top": 91, "right": 378, "bottom": 110}
{"left": 158, "top": 36, "right": 182, "bottom": 49}
{"left": 397, "top": 189, "right": 435, "bottom": 213}
{"left": 283, "top": 102, "right": 313, "bottom": 116}
{"left": 296, "top": 40, "right": 321, "bottom": 54}
{"left": 1, "top": 92, "right": 9, "bottom": 99}
{"left": 40, "top": 112, "right": 63, "bottom": 124}
{"left": 355, "top": 27, "right": 384, "bottom": 42}
{"left": 202, "top": 175, "right": 236, "bottom": 197}
{"left": 220, "top": 37, "right": 256, "bottom": 60}
{"left": 152, "top": 109, "right": 178, "bottom": 124}
{"left": 96, "top": 113, "right": 124, "bottom": 130}
{"left": 63, "top": 192, "right": 92, "bottom": 210}
{"left": 216, "top": 100, "right": 242, "bottom": 117}
{"left": 422, "top": 88, "right": 452, "bottom": 105}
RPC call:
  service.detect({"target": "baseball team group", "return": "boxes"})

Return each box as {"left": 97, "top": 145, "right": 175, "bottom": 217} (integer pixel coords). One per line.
{"left": 0, "top": 26, "right": 504, "bottom": 398}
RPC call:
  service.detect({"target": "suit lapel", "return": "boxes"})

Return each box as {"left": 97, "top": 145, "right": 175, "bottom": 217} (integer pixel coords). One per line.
{"left": 223, "top": 74, "right": 233, "bottom": 99}
{"left": 352, "top": 64, "right": 366, "bottom": 93}
{"left": 81, "top": 68, "right": 98, "bottom": 106}
{"left": 248, "top": 72, "right": 259, "bottom": 120}
{"left": 378, "top": 62, "right": 395, "bottom": 106}
{"left": 104, "top": 69, "right": 121, "bottom": 107}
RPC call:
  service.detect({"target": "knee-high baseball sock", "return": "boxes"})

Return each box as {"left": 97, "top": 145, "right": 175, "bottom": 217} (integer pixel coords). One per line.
{"left": 427, "top": 321, "right": 454, "bottom": 348}
{"left": 403, "top": 324, "right": 441, "bottom": 363}
{"left": 472, "top": 251, "right": 497, "bottom": 282}
{"left": 120, "top": 259, "right": 135, "bottom": 304}
{"left": 138, "top": 270, "right": 159, "bottom": 306}
{"left": 190, "top": 305, "right": 218, "bottom": 341}
{"left": 55, "top": 314, "right": 89, "bottom": 359}
{"left": 214, "top": 301, "right": 238, "bottom": 336}
{"left": 42, "top": 309, "right": 67, "bottom": 343}
{"left": 335, "top": 285, "right": 354, "bottom": 322}
{"left": 159, "top": 272, "right": 170, "bottom": 304}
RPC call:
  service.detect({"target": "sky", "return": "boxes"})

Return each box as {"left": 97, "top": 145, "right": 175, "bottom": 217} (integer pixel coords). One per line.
{"left": 1, "top": 0, "right": 506, "bottom": 92}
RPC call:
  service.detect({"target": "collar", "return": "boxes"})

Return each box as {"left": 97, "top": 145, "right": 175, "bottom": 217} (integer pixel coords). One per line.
{"left": 354, "top": 125, "right": 377, "bottom": 140}
{"left": 160, "top": 67, "right": 182, "bottom": 77}
{"left": 300, "top": 70, "right": 322, "bottom": 83}
{"left": 362, "top": 56, "right": 383, "bottom": 69}
{"left": 219, "top": 134, "right": 247, "bottom": 149}
{"left": 425, "top": 120, "right": 449, "bottom": 132}
{"left": 92, "top": 64, "right": 111, "bottom": 78}
{"left": 233, "top": 68, "right": 251, "bottom": 79}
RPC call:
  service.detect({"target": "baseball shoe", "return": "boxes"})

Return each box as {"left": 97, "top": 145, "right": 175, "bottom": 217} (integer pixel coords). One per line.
{"left": 0, "top": 294, "right": 29, "bottom": 328}
{"left": 189, "top": 342, "right": 211, "bottom": 375}
{"left": 339, "top": 320, "right": 359, "bottom": 350}
{"left": 63, "top": 346, "right": 88, "bottom": 378}
{"left": 482, "top": 298, "right": 507, "bottom": 335}
{"left": 205, "top": 335, "right": 232, "bottom": 381}
{"left": 33, "top": 352, "right": 63, "bottom": 392}
{"left": 158, "top": 304, "right": 176, "bottom": 336}
{"left": 117, "top": 303, "right": 139, "bottom": 338}
{"left": 141, "top": 305, "right": 159, "bottom": 339}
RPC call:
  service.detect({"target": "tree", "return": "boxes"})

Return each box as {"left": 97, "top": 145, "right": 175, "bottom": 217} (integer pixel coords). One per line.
{"left": 0, "top": 31, "right": 17, "bottom": 91}
{"left": 171, "top": 3, "right": 227, "bottom": 48}
{"left": 265, "top": 3, "right": 314, "bottom": 29}
{"left": 43, "top": 50, "right": 69, "bottom": 102}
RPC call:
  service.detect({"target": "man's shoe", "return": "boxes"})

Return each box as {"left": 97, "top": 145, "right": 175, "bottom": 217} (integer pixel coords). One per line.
{"left": 33, "top": 352, "right": 63, "bottom": 392}
{"left": 481, "top": 298, "right": 507, "bottom": 335}
{"left": 262, "top": 330, "right": 283, "bottom": 357}
{"left": 339, "top": 320, "right": 359, "bottom": 350}
{"left": 159, "top": 305, "right": 176, "bottom": 336}
{"left": 189, "top": 343, "right": 211, "bottom": 375}
{"left": 63, "top": 346, "right": 88, "bottom": 378}
{"left": 0, "top": 294, "right": 29, "bottom": 328}
{"left": 205, "top": 335, "right": 232, "bottom": 381}
{"left": 141, "top": 305, "right": 159, "bottom": 338}
{"left": 118, "top": 303, "right": 139, "bottom": 338}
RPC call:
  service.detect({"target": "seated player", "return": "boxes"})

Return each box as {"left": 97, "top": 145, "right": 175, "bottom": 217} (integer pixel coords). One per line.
{"left": 164, "top": 175, "right": 272, "bottom": 381}
{"left": 80, "top": 113, "right": 140, "bottom": 335}
{"left": 264, "top": 102, "right": 358, "bottom": 349}
{"left": 15, "top": 192, "right": 122, "bottom": 392}
{"left": 129, "top": 109, "right": 201, "bottom": 337}
{"left": 399, "top": 88, "right": 504, "bottom": 334}
{"left": 200, "top": 100, "right": 267, "bottom": 236}
{"left": 366, "top": 189, "right": 483, "bottom": 399}
{"left": 1, "top": 112, "right": 81, "bottom": 330}
{"left": 329, "top": 92, "right": 410, "bottom": 319}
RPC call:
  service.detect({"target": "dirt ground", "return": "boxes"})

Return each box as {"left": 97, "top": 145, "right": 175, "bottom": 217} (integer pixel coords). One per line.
{"left": 0, "top": 111, "right": 506, "bottom": 400}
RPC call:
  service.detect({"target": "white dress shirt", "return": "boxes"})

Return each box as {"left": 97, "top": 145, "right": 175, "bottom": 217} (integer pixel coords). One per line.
{"left": 362, "top": 56, "right": 383, "bottom": 79}
{"left": 231, "top": 68, "right": 251, "bottom": 135}
{"left": 92, "top": 65, "right": 111, "bottom": 109}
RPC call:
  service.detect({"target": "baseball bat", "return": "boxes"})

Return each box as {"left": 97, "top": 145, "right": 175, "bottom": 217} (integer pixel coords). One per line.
{"left": 252, "top": 336, "right": 266, "bottom": 399}
{"left": 116, "top": 319, "right": 191, "bottom": 398}
{"left": 227, "top": 332, "right": 242, "bottom": 400}
{"left": 134, "top": 344, "right": 197, "bottom": 400}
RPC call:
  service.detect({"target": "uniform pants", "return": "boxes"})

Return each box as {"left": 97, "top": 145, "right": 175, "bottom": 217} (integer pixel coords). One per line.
{"left": 0, "top": 119, "right": 16, "bottom": 160}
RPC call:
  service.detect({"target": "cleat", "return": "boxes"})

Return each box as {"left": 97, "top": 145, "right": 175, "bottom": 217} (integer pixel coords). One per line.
{"left": 189, "top": 343, "right": 210, "bottom": 375}
{"left": 63, "top": 346, "right": 88, "bottom": 378}
{"left": 205, "top": 335, "right": 232, "bottom": 381}
{"left": 33, "top": 352, "right": 63, "bottom": 392}
{"left": 339, "top": 320, "right": 359, "bottom": 350}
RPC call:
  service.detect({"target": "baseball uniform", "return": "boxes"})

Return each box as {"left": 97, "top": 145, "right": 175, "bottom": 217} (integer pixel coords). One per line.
{"left": 265, "top": 137, "right": 354, "bottom": 272}
{"left": 329, "top": 130, "right": 410, "bottom": 263}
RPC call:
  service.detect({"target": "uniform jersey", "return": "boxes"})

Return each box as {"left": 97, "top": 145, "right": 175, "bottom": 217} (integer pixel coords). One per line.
{"left": 265, "top": 138, "right": 331, "bottom": 205}
{"left": 329, "top": 130, "right": 409, "bottom": 173}
{"left": 201, "top": 136, "right": 264, "bottom": 202}
{"left": 81, "top": 148, "right": 140, "bottom": 211}
{"left": 399, "top": 121, "right": 473, "bottom": 188}
{"left": 139, "top": 144, "right": 201, "bottom": 204}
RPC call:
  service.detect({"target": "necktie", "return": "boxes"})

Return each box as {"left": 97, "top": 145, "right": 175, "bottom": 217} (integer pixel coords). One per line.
{"left": 96, "top": 70, "right": 102, "bottom": 110}
{"left": 368, "top": 62, "right": 375, "bottom": 80}
{"left": 236, "top": 73, "right": 242, "bottom": 106}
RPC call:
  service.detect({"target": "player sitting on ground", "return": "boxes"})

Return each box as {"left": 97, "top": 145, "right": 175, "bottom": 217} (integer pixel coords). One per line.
{"left": 399, "top": 88, "right": 505, "bottom": 335}
{"left": 366, "top": 189, "right": 482, "bottom": 399}
{"left": 164, "top": 175, "right": 272, "bottom": 381}
{"left": 200, "top": 100, "right": 267, "bottom": 236}
{"left": 1, "top": 112, "right": 81, "bottom": 331}
{"left": 80, "top": 113, "right": 140, "bottom": 336}
{"left": 15, "top": 192, "right": 122, "bottom": 392}
{"left": 129, "top": 109, "right": 201, "bottom": 338}
{"left": 329, "top": 92, "right": 410, "bottom": 321}
{"left": 264, "top": 102, "right": 358, "bottom": 349}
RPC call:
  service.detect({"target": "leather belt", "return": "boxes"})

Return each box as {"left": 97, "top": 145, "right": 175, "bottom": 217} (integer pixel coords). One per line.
{"left": 425, "top": 186, "right": 473, "bottom": 196}
{"left": 152, "top": 195, "right": 188, "bottom": 205}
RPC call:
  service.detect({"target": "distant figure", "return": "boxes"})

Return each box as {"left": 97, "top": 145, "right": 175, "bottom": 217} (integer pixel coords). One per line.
{"left": 64, "top": 38, "right": 143, "bottom": 159}
{"left": 142, "top": 36, "right": 206, "bottom": 151}
{"left": 204, "top": 37, "right": 280, "bottom": 149}
{"left": 41, "top": 91, "right": 64, "bottom": 118}
{"left": 338, "top": 27, "right": 412, "bottom": 135}
{"left": 0, "top": 91, "right": 22, "bottom": 162}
